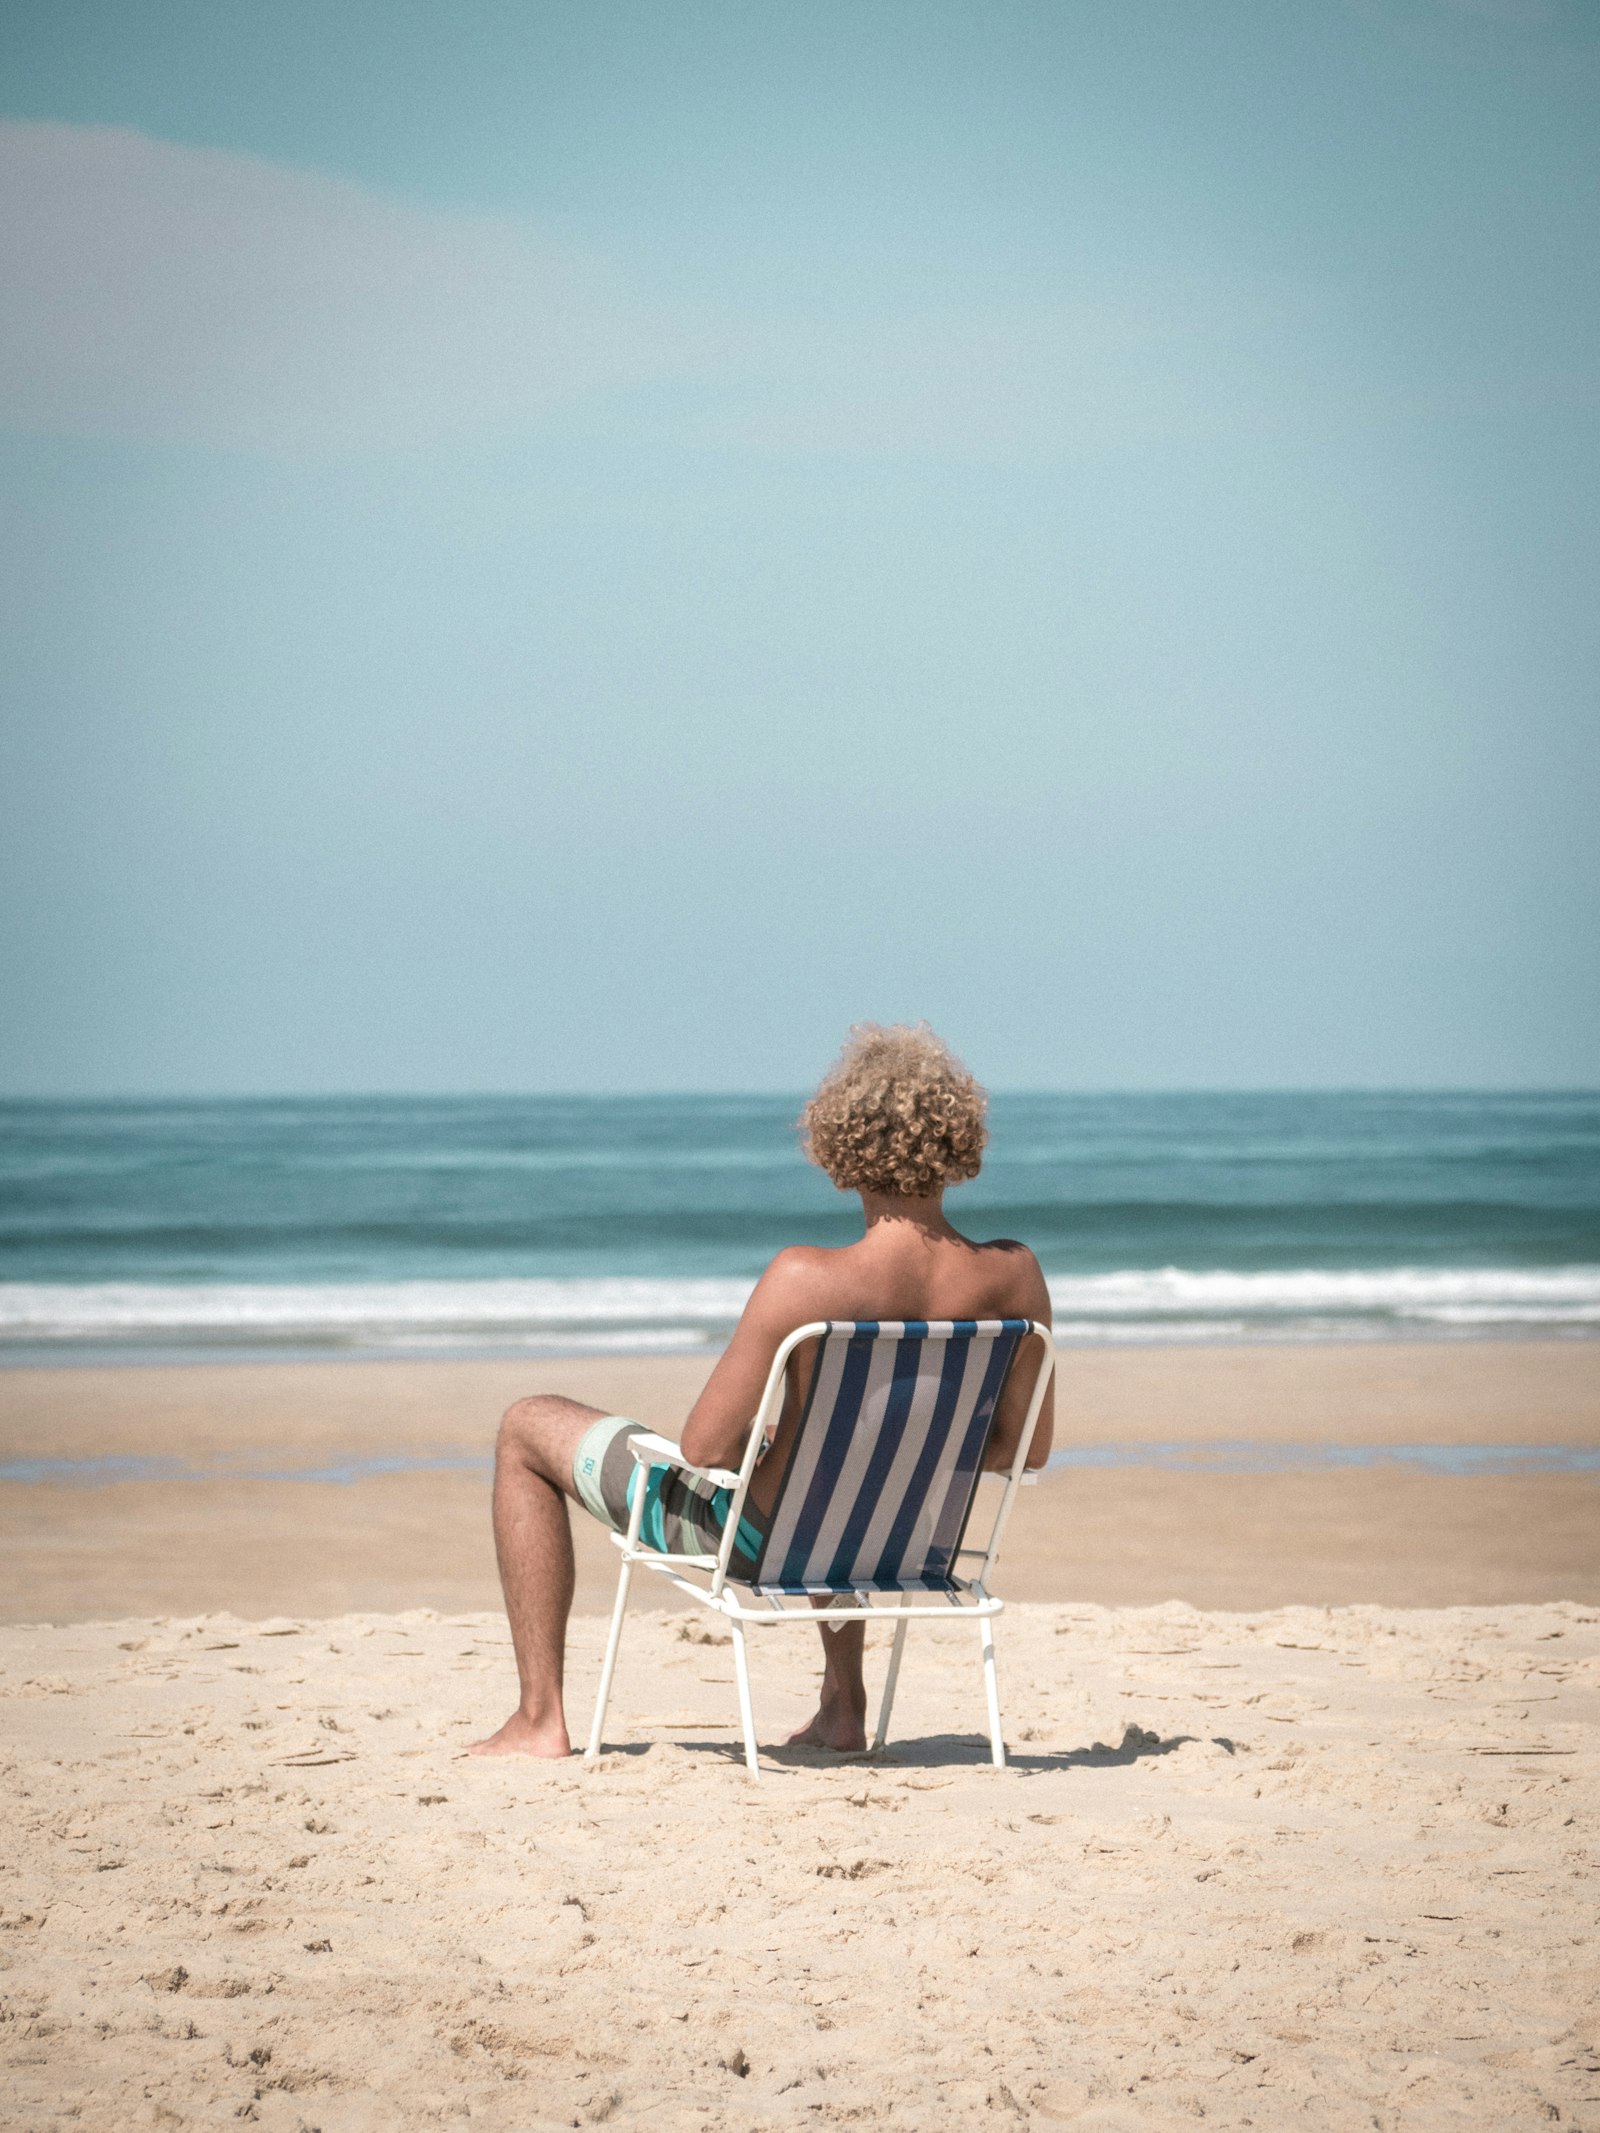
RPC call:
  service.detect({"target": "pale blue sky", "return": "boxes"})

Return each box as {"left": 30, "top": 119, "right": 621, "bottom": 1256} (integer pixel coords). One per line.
{"left": 1, "top": 0, "right": 1596, "bottom": 1093}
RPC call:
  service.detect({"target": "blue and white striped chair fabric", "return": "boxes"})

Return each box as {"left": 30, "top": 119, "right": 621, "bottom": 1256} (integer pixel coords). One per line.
{"left": 744, "top": 1318, "right": 1030, "bottom": 1597}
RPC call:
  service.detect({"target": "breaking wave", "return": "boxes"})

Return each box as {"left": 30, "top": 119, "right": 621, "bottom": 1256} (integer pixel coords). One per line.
{"left": 1, "top": 1263, "right": 1596, "bottom": 1360}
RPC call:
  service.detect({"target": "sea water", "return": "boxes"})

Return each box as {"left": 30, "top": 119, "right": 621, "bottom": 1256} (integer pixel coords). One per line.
{"left": 0, "top": 1090, "right": 1596, "bottom": 1361}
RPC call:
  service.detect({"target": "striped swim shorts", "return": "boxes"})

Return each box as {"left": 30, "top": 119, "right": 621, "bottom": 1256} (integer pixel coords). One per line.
{"left": 572, "top": 1415, "right": 764, "bottom": 1575}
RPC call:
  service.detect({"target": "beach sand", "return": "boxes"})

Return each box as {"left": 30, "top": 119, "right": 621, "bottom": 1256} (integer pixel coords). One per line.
{"left": 2, "top": 1342, "right": 1598, "bottom": 2128}
{"left": 4, "top": 1599, "right": 1598, "bottom": 2130}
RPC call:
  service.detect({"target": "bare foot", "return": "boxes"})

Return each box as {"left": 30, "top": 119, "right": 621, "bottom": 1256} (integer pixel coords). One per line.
{"left": 785, "top": 1703, "right": 868, "bottom": 1753}
{"left": 467, "top": 1710, "right": 572, "bottom": 1758}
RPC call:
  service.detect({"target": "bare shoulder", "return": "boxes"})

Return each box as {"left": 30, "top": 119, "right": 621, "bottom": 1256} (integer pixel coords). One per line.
{"left": 972, "top": 1236, "right": 1052, "bottom": 1319}
{"left": 746, "top": 1244, "right": 840, "bottom": 1318}
{"left": 759, "top": 1242, "right": 837, "bottom": 1284}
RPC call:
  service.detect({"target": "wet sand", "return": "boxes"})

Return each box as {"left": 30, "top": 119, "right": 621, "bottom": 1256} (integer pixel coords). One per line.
{"left": 1, "top": 1341, "right": 1596, "bottom": 1622}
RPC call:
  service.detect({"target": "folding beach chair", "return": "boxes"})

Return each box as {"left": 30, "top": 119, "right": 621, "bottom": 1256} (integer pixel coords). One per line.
{"left": 585, "top": 1317, "right": 1056, "bottom": 1779}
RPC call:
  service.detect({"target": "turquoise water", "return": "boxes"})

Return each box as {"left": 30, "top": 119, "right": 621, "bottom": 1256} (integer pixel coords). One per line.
{"left": 1, "top": 1091, "right": 1596, "bottom": 1357}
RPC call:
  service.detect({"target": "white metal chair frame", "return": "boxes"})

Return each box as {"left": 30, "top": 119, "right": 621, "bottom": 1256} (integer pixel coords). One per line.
{"left": 585, "top": 1318, "right": 1056, "bottom": 1779}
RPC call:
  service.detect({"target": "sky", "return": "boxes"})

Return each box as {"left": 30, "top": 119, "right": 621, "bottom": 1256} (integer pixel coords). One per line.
{"left": 0, "top": 0, "right": 1596, "bottom": 1095}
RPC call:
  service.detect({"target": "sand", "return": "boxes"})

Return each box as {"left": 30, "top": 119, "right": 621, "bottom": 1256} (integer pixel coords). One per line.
{"left": 3, "top": 1341, "right": 1598, "bottom": 1621}
{"left": 4, "top": 1598, "right": 1598, "bottom": 2131}
{"left": 2, "top": 1341, "right": 1598, "bottom": 2128}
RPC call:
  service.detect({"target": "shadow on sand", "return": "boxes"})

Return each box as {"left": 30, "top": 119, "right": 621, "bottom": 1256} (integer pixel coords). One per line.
{"left": 590, "top": 1720, "right": 1234, "bottom": 1774}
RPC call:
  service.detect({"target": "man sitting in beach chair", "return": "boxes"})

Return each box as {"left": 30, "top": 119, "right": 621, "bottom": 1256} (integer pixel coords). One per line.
{"left": 469, "top": 1023, "right": 1054, "bottom": 1761}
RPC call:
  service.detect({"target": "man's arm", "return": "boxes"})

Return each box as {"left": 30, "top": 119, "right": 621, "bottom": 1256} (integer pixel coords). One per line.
{"left": 982, "top": 1249, "right": 1055, "bottom": 1472}
{"left": 678, "top": 1249, "right": 828, "bottom": 1471}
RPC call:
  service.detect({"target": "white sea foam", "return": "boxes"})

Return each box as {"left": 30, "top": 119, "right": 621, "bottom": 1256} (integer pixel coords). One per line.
{"left": 0, "top": 1278, "right": 754, "bottom": 1350}
{"left": 0, "top": 1266, "right": 1597, "bottom": 1356}
{"left": 1040, "top": 1266, "right": 1600, "bottom": 1323}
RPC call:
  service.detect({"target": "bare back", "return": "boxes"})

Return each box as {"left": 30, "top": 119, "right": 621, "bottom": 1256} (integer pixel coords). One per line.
{"left": 678, "top": 1197, "right": 1054, "bottom": 1509}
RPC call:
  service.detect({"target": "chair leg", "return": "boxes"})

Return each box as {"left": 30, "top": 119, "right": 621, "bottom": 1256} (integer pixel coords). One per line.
{"left": 730, "top": 1620, "right": 761, "bottom": 1781}
{"left": 978, "top": 1614, "right": 1005, "bottom": 1769}
{"left": 584, "top": 1554, "right": 634, "bottom": 1764}
{"left": 872, "top": 1613, "right": 909, "bottom": 1752}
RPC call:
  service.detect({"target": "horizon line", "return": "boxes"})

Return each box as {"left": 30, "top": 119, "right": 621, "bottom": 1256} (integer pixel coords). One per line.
{"left": 1, "top": 1084, "right": 1596, "bottom": 1106}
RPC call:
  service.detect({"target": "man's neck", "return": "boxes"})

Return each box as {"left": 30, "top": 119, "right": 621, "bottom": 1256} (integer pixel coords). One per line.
{"left": 856, "top": 1189, "right": 955, "bottom": 1240}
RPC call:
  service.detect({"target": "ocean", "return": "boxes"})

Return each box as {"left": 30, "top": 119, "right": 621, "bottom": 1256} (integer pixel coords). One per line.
{"left": 0, "top": 1090, "right": 1596, "bottom": 1363}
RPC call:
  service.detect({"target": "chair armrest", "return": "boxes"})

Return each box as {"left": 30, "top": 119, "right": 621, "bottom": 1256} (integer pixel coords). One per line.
{"left": 625, "top": 1431, "right": 741, "bottom": 1490}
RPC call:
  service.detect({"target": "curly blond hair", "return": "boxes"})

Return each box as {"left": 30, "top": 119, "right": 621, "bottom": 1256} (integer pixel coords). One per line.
{"left": 798, "top": 1023, "right": 988, "bottom": 1197}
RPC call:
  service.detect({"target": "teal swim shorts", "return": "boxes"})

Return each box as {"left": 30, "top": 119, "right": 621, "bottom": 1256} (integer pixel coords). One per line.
{"left": 572, "top": 1415, "right": 764, "bottom": 1575}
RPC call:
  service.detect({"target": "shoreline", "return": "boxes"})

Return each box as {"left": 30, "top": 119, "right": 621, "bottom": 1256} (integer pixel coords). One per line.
{"left": 4, "top": 1320, "right": 1600, "bottom": 1372}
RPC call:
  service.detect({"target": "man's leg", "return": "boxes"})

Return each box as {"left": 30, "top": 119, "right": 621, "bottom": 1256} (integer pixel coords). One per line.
{"left": 786, "top": 1616, "right": 869, "bottom": 1753}
{"left": 468, "top": 1393, "right": 608, "bottom": 1758}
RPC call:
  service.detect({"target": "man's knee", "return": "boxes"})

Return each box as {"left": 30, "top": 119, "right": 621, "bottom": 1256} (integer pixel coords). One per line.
{"left": 499, "top": 1394, "right": 558, "bottom": 1449}
{"left": 498, "top": 1395, "right": 543, "bottom": 1441}
{"left": 496, "top": 1393, "right": 590, "bottom": 1470}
